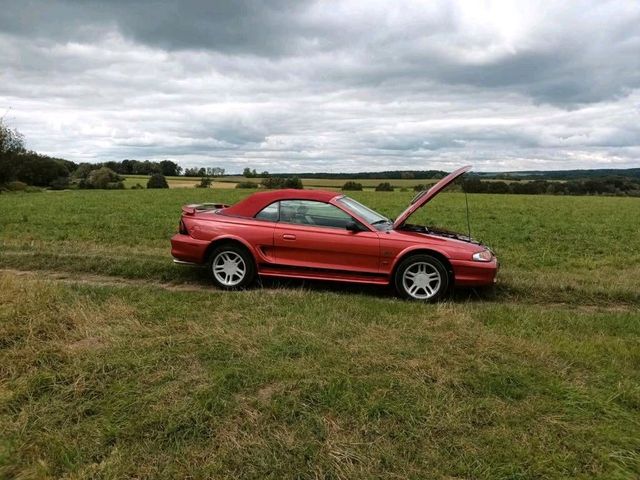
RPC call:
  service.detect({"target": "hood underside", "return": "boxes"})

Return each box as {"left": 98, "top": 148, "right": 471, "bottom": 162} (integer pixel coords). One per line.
{"left": 392, "top": 165, "right": 472, "bottom": 229}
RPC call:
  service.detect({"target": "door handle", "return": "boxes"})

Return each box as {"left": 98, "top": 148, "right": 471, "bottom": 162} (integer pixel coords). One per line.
{"left": 282, "top": 234, "right": 296, "bottom": 240}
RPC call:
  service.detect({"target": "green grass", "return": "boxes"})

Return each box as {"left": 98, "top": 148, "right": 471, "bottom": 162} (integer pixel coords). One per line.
{"left": 1, "top": 188, "right": 639, "bottom": 478}
{"left": 1, "top": 274, "right": 639, "bottom": 478}
{"left": 1, "top": 189, "right": 639, "bottom": 304}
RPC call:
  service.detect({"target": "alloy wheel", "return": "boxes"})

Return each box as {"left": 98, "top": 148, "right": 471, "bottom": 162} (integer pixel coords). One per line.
{"left": 402, "top": 261, "right": 442, "bottom": 300}
{"left": 212, "top": 250, "right": 247, "bottom": 287}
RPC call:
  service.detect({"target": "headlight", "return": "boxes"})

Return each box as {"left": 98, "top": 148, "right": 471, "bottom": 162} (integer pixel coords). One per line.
{"left": 472, "top": 250, "right": 493, "bottom": 262}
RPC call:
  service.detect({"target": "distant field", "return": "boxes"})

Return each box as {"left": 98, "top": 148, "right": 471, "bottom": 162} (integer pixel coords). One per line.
{"left": 124, "top": 174, "right": 237, "bottom": 189}
{"left": 1, "top": 189, "right": 639, "bottom": 478}
{"left": 124, "top": 174, "right": 437, "bottom": 190}
{"left": 221, "top": 176, "right": 438, "bottom": 189}
{"left": 124, "top": 174, "right": 550, "bottom": 191}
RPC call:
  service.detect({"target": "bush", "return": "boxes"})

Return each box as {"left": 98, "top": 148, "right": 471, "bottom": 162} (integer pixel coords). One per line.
{"left": 260, "top": 176, "right": 303, "bottom": 189}
{"left": 72, "top": 163, "right": 97, "bottom": 180}
{"left": 79, "top": 167, "right": 125, "bottom": 189}
{"left": 236, "top": 181, "right": 258, "bottom": 189}
{"left": 49, "top": 176, "right": 70, "bottom": 190}
{"left": 261, "top": 177, "right": 284, "bottom": 189}
{"left": 1, "top": 181, "right": 42, "bottom": 193}
{"left": 413, "top": 184, "right": 427, "bottom": 192}
{"left": 282, "top": 176, "right": 303, "bottom": 189}
{"left": 342, "top": 181, "right": 363, "bottom": 191}
{"left": 375, "top": 182, "right": 394, "bottom": 192}
{"left": 4, "top": 180, "right": 28, "bottom": 191}
{"left": 196, "top": 177, "right": 212, "bottom": 188}
{"left": 147, "top": 173, "right": 169, "bottom": 189}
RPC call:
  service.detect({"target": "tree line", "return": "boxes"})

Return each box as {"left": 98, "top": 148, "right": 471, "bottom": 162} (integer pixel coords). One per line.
{"left": 461, "top": 176, "right": 640, "bottom": 196}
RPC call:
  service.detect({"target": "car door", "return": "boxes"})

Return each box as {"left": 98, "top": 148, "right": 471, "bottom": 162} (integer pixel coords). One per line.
{"left": 273, "top": 200, "right": 380, "bottom": 274}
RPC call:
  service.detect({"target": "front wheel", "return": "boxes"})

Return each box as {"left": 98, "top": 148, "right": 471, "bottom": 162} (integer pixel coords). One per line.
{"left": 208, "top": 244, "right": 256, "bottom": 289}
{"left": 394, "top": 254, "right": 449, "bottom": 301}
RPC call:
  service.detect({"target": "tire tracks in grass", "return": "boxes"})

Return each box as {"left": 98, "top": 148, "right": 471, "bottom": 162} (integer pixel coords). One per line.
{"left": 0, "top": 268, "right": 213, "bottom": 293}
{"left": 1, "top": 267, "right": 637, "bottom": 313}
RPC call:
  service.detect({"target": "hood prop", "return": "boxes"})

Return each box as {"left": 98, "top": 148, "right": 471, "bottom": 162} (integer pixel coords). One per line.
{"left": 464, "top": 188, "right": 472, "bottom": 241}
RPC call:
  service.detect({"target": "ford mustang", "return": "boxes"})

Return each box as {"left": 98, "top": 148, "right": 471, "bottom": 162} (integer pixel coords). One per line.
{"left": 171, "top": 165, "right": 498, "bottom": 301}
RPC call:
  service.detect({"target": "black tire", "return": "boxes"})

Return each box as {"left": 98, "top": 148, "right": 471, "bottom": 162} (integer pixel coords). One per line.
{"left": 207, "top": 243, "right": 256, "bottom": 290}
{"left": 394, "top": 254, "right": 449, "bottom": 301}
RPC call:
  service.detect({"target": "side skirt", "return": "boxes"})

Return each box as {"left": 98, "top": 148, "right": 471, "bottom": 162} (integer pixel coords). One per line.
{"left": 258, "top": 264, "right": 390, "bottom": 285}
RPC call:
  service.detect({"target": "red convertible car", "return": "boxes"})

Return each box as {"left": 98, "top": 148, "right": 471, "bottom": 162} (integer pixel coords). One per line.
{"left": 171, "top": 166, "right": 497, "bottom": 301}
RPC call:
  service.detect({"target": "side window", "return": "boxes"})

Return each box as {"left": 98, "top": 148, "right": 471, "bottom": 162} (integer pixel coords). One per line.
{"left": 255, "top": 202, "right": 279, "bottom": 221}
{"left": 279, "top": 200, "right": 353, "bottom": 229}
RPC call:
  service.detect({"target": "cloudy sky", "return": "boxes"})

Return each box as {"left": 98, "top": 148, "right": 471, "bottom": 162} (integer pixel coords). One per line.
{"left": 1, "top": 0, "right": 639, "bottom": 173}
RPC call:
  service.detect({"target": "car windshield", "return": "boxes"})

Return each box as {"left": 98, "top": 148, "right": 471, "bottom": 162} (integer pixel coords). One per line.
{"left": 337, "top": 196, "right": 391, "bottom": 230}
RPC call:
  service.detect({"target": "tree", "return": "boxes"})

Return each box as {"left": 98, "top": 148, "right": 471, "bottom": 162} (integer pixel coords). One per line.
{"left": 14, "top": 155, "right": 70, "bottom": 187}
{"left": 243, "top": 167, "right": 255, "bottom": 178}
{"left": 0, "top": 120, "right": 77, "bottom": 187}
{"left": 0, "top": 119, "right": 25, "bottom": 154}
{"left": 147, "top": 173, "right": 169, "bottom": 189}
{"left": 160, "top": 160, "right": 182, "bottom": 176}
{"left": 205, "top": 167, "right": 225, "bottom": 177}
{"left": 196, "top": 177, "right": 212, "bottom": 188}
{"left": 461, "top": 176, "right": 485, "bottom": 193}
{"left": 72, "top": 163, "right": 98, "bottom": 180}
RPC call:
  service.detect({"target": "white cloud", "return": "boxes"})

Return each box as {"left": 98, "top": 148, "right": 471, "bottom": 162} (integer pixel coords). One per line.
{"left": 0, "top": 0, "right": 639, "bottom": 172}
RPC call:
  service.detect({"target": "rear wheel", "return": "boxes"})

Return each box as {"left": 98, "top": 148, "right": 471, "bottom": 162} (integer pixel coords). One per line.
{"left": 208, "top": 244, "right": 256, "bottom": 289}
{"left": 394, "top": 254, "right": 449, "bottom": 301}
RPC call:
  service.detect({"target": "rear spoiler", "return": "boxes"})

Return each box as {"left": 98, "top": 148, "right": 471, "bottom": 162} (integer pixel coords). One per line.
{"left": 181, "top": 203, "right": 230, "bottom": 216}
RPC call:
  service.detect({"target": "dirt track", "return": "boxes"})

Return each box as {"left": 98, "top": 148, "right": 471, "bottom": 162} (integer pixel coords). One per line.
{"left": 1, "top": 268, "right": 635, "bottom": 313}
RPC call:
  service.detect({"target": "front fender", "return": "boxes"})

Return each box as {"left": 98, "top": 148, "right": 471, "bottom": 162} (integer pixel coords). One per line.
{"left": 387, "top": 245, "right": 452, "bottom": 275}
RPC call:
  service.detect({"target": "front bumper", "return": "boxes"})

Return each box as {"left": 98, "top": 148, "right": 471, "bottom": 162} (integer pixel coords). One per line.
{"left": 450, "top": 257, "right": 499, "bottom": 286}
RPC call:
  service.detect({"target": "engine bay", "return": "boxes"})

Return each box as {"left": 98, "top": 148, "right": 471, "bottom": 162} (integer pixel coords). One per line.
{"left": 400, "top": 223, "right": 481, "bottom": 245}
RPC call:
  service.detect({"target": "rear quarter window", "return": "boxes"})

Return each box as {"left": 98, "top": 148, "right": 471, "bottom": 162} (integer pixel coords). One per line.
{"left": 255, "top": 202, "right": 279, "bottom": 221}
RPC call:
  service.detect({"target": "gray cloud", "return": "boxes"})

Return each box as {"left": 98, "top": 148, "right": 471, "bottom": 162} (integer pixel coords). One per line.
{"left": 1, "top": 0, "right": 639, "bottom": 172}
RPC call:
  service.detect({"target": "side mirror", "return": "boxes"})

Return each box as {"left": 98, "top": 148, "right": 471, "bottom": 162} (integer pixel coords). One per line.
{"left": 346, "top": 221, "right": 364, "bottom": 232}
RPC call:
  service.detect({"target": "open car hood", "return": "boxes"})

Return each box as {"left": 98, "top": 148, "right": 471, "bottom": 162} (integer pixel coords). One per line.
{"left": 392, "top": 165, "right": 472, "bottom": 229}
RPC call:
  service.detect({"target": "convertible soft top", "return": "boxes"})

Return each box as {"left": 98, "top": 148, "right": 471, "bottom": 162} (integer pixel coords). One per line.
{"left": 221, "top": 189, "right": 339, "bottom": 218}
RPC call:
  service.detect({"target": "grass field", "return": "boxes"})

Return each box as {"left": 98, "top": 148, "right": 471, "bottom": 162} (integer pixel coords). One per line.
{"left": 1, "top": 189, "right": 639, "bottom": 478}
